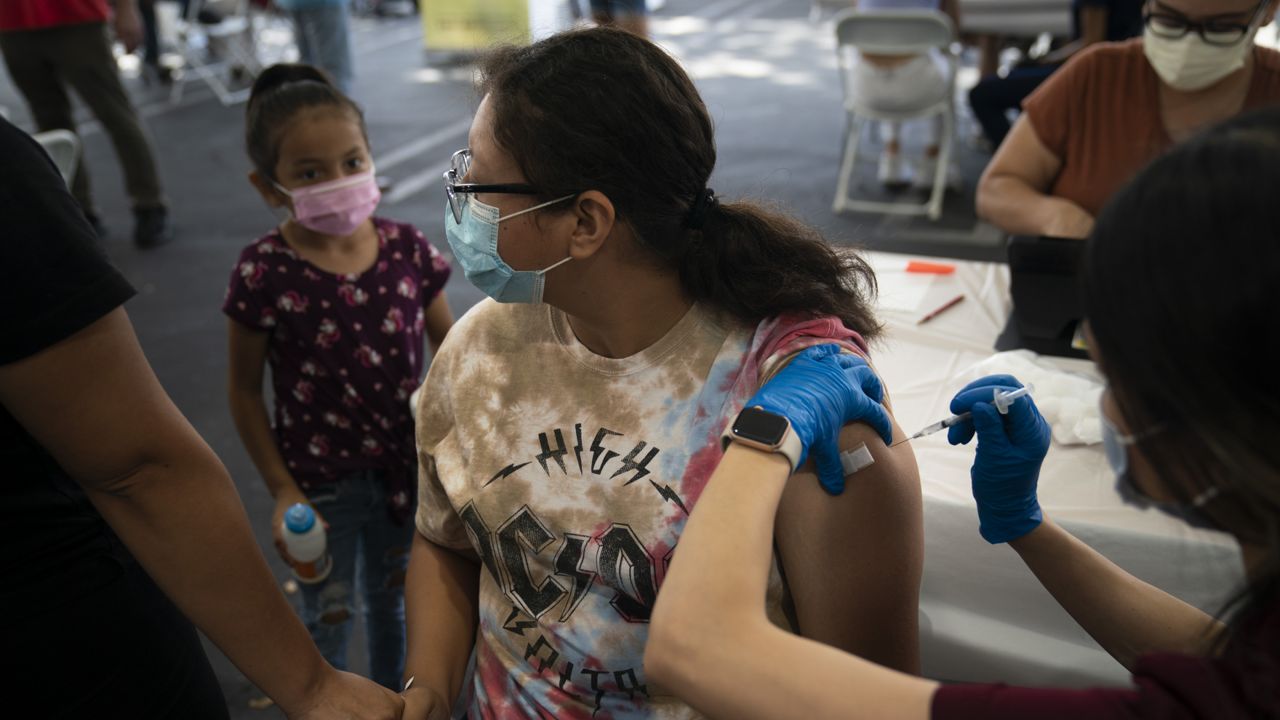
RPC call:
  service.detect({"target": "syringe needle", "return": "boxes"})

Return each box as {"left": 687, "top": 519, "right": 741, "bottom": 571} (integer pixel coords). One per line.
{"left": 906, "top": 386, "right": 1034, "bottom": 443}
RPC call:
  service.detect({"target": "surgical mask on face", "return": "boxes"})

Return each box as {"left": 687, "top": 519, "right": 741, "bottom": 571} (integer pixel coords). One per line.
{"left": 1143, "top": 25, "right": 1258, "bottom": 92}
{"left": 274, "top": 170, "right": 381, "bottom": 237}
{"left": 444, "top": 193, "right": 574, "bottom": 304}
{"left": 1102, "top": 404, "right": 1221, "bottom": 530}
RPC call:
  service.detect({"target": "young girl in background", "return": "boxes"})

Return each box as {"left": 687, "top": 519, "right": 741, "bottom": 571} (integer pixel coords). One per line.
{"left": 224, "top": 64, "right": 453, "bottom": 690}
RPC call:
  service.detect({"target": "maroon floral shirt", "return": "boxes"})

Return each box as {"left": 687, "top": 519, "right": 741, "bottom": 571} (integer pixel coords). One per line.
{"left": 223, "top": 217, "right": 450, "bottom": 522}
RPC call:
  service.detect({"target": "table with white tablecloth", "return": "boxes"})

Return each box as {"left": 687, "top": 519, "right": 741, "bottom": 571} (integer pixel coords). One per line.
{"left": 865, "top": 251, "right": 1244, "bottom": 688}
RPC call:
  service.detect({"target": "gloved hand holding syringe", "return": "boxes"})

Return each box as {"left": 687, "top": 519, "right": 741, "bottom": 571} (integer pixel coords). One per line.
{"left": 895, "top": 385, "right": 1035, "bottom": 445}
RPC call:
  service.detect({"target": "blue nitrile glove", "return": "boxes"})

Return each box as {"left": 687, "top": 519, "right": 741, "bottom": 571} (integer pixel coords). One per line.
{"left": 746, "top": 344, "right": 894, "bottom": 495}
{"left": 947, "top": 374, "right": 1051, "bottom": 544}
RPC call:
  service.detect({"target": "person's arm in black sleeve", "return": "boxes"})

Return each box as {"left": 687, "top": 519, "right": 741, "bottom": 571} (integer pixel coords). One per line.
{"left": 0, "top": 118, "right": 404, "bottom": 720}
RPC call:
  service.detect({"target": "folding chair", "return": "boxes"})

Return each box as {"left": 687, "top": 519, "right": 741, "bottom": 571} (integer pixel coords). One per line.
{"left": 169, "top": 0, "right": 264, "bottom": 105}
{"left": 33, "top": 129, "right": 81, "bottom": 186}
{"left": 831, "top": 9, "right": 958, "bottom": 221}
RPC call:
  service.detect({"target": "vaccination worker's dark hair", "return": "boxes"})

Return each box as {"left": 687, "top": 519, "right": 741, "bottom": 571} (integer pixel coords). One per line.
{"left": 245, "top": 63, "right": 368, "bottom": 181}
{"left": 478, "top": 28, "right": 881, "bottom": 339}
{"left": 1084, "top": 106, "right": 1280, "bottom": 638}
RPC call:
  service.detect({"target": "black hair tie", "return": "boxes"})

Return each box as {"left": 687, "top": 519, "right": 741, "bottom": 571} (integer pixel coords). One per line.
{"left": 685, "top": 188, "right": 718, "bottom": 230}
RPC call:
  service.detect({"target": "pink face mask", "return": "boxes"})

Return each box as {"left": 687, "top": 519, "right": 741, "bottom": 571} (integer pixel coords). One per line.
{"left": 275, "top": 170, "right": 381, "bottom": 236}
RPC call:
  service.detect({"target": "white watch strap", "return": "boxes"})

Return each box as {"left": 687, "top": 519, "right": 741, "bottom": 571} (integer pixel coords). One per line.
{"left": 776, "top": 424, "right": 803, "bottom": 472}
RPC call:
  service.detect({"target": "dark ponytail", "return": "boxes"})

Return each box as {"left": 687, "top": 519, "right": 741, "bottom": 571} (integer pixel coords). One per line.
{"left": 682, "top": 200, "right": 879, "bottom": 336}
{"left": 479, "top": 28, "right": 881, "bottom": 339}
{"left": 245, "top": 63, "right": 367, "bottom": 180}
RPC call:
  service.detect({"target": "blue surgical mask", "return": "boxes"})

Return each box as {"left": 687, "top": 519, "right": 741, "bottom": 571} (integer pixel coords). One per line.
{"left": 444, "top": 194, "right": 574, "bottom": 304}
{"left": 1102, "top": 404, "right": 1221, "bottom": 530}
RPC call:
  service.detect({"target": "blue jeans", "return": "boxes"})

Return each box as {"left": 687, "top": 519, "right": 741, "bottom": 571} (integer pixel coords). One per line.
{"left": 290, "top": 4, "right": 354, "bottom": 94}
{"left": 300, "top": 470, "right": 413, "bottom": 689}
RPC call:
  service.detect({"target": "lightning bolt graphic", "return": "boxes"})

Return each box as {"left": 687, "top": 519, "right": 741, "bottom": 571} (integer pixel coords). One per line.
{"left": 484, "top": 462, "right": 531, "bottom": 488}
{"left": 649, "top": 479, "right": 689, "bottom": 515}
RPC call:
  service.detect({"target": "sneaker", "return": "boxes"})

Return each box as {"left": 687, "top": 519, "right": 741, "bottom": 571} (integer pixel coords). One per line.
{"left": 878, "top": 150, "right": 910, "bottom": 190}
{"left": 133, "top": 206, "right": 173, "bottom": 249}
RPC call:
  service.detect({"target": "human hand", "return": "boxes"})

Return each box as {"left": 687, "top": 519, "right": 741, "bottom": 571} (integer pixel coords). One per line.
{"left": 401, "top": 685, "right": 451, "bottom": 720}
{"left": 947, "top": 374, "right": 1051, "bottom": 544}
{"left": 112, "top": 1, "right": 144, "bottom": 54}
{"left": 271, "top": 488, "right": 324, "bottom": 565}
{"left": 287, "top": 669, "right": 404, "bottom": 720}
{"left": 1044, "top": 201, "right": 1095, "bottom": 239}
{"left": 747, "top": 344, "right": 893, "bottom": 495}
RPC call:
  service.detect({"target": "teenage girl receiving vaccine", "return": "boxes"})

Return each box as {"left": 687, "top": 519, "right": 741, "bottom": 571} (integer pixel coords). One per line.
{"left": 224, "top": 64, "right": 453, "bottom": 690}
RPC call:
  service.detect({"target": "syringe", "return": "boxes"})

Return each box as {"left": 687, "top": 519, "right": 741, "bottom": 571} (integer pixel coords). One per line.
{"left": 906, "top": 385, "right": 1034, "bottom": 442}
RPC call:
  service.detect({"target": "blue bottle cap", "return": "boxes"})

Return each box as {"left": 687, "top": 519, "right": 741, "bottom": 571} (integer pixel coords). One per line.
{"left": 284, "top": 503, "right": 316, "bottom": 533}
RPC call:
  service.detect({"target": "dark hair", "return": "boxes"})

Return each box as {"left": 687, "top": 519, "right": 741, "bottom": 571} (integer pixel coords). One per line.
{"left": 245, "top": 63, "right": 368, "bottom": 180}
{"left": 1084, "top": 106, "right": 1280, "bottom": 637}
{"left": 478, "top": 28, "right": 881, "bottom": 339}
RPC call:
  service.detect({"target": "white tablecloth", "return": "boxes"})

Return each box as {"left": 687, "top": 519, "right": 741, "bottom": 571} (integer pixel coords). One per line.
{"left": 866, "top": 251, "right": 1244, "bottom": 687}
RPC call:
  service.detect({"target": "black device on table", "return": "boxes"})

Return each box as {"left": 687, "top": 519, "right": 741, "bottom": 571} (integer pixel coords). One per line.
{"left": 995, "top": 235, "right": 1090, "bottom": 360}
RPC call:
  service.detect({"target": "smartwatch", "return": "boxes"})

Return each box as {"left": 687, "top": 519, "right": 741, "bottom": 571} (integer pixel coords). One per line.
{"left": 721, "top": 406, "right": 804, "bottom": 473}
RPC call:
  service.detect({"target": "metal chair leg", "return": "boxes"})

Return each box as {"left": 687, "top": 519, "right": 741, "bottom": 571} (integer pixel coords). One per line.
{"left": 833, "top": 113, "right": 862, "bottom": 214}
{"left": 927, "top": 107, "right": 954, "bottom": 221}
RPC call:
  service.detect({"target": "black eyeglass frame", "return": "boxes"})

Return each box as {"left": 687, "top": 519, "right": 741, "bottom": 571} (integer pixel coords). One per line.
{"left": 443, "top": 148, "right": 544, "bottom": 223}
{"left": 1143, "top": 0, "right": 1268, "bottom": 47}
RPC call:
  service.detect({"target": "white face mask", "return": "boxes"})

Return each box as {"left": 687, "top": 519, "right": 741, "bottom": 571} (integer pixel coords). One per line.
{"left": 1143, "top": 25, "right": 1258, "bottom": 92}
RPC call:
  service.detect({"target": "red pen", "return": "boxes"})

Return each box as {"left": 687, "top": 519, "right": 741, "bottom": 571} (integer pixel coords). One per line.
{"left": 917, "top": 294, "right": 965, "bottom": 325}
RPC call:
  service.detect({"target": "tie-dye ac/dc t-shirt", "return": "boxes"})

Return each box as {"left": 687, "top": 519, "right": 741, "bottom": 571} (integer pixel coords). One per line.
{"left": 415, "top": 300, "right": 868, "bottom": 719}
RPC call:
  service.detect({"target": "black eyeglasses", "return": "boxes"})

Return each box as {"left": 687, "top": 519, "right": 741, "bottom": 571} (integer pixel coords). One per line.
{"left": 1144, "top": 0, "right": 1266, "bottom": 46}
{"left": 443, "top": 149, "right": 542, "bottom": 223}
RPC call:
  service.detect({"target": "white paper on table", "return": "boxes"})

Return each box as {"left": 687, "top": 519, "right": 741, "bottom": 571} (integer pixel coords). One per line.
{"left": 873, "top": 266, "right": 936, "bottom": 314}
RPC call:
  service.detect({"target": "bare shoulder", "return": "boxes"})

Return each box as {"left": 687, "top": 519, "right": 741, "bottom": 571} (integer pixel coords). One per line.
{"left": 773, "top": 416, "right": 924, "bottom": 670}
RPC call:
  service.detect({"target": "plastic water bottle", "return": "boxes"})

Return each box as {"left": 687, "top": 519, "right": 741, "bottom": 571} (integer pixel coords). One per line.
{"left": 282, "top": 503, "right": 332, "bottom": 584}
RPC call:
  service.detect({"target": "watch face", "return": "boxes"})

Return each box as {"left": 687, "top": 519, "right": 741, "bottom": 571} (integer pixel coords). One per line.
{"left": 733, "top": 408, "right": 790, "bottom": 446}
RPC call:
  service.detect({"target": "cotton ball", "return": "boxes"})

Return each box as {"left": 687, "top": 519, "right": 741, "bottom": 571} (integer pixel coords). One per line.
{"left": 1075, "top": 416, "right": 1103, "bottom": 445}
{"left": 1032, "top": 373, "right": 1055, "bottom": 392}
{"left": 1057, "top": 397, "right": 1086, "bottom": 422}
{"left": 1036, "top": 396, "right": 1063, "bottom": 420}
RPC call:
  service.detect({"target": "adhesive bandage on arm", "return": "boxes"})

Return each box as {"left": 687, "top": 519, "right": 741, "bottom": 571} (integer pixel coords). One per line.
{"left": 839, "top": 443, "right": 876, "bottom": 476}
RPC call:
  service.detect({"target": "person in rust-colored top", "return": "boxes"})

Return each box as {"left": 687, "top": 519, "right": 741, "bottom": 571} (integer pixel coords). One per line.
{"left": 976, "top": 0, "right": 1280, "bottom": 239}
